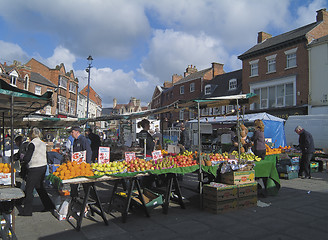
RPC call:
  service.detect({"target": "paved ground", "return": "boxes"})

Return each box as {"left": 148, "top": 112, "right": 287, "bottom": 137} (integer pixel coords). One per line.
{"left": 13, "top": 171, "right": 328, "bottom": 240}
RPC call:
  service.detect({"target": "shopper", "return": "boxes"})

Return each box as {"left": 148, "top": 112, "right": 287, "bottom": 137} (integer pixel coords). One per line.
{"left": 251, "top": 119, "right": 266, "bottom": 159}
{"left": 14, "top": 135, "right": 29, "bottom": 180}
{"left": 85, "top": 128, "right": 101, "bottom": 163}
{"left": 71, "top": 126, "right": 92, "bottom": 163}
{"left": 295, "top": 126, "right": 315, "bottom": 179}
{"left": 19, "top": 127, "right": 55, "bottom": 216}
{"left": 178, "top": 124, "right": 189, "bottom": 152}
{"left": 137, "top": 119, "right": 154, "bottom": 157}
{"left": 153, "top": 128, "right": 163, "bottom": 150}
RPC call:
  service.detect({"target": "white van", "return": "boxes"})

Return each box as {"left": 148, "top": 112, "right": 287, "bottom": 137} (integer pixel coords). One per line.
{"left": 284, "top": 114, "right": 328, "bottom": 152}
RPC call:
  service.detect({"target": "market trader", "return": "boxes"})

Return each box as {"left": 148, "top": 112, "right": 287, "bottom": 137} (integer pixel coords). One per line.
{"left": 19, "top": 127, "right": 55, "bottom": 216}
{"left": 85, "top": 128, "right": 101, "bottom": 162}
{"left": 137, "top": 119, "right": 154, "bottom": 157}
{"left": 295, "top": 126, "right": 315, "bottom": 179}
{"left": 251, "top": 119, "right": 266, "bottom": 159}
{"left": 71, "top": 126, "right": 92, "bottom": 163}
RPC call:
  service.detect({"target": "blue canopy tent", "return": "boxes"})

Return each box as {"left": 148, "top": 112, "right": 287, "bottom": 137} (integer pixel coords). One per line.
{"left": 188, "top": 112, "right": 286, "bottom": 147}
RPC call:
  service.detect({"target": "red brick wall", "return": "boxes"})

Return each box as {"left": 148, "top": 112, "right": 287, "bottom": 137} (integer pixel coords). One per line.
{"left": 242, "top": 41, "right": 309, "bottom": 105}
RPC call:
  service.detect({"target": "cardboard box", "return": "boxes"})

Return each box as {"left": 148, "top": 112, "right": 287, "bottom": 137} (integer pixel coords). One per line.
{"left": 203, "top": 198, "right": 238, "bottom": 214}
{"left": 203, "top": 183, "right": 238, "bottom": 201}
{"left": 132, "top": 188, "right": 163, "bottom": 208}
{"left": 220, "top": 170, "right": 255, "bottom": 185}
{"left": 238, "top": 182, "right": 258, "bottom": 198}
{"left": 238, "top": 196, "right": 257, "bottom": 209}
{"left": 52, "top": 209, "right": 73, "bottom": 221}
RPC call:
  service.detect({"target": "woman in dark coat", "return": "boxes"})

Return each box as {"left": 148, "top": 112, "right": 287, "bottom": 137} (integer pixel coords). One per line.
{"left": 251, "top": 119, "right": 266, "bottom": 159}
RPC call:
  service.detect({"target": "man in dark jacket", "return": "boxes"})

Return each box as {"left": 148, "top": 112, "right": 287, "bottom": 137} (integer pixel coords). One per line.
{"left": 71, "top": 126, "right": 92, "bottom": 163}
{"left": 295, "top": 126, "right": 315, "bottom": 179}
{"left": 85, "top": 128, "right": 101, "bottom": 163}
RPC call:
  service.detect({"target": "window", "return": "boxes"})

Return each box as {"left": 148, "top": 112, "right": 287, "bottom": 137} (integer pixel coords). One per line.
{"left": 179, "top": 109, "right": 184, "bottom": 120}
{"left": 266, "top": 54, "right": 277, "bottom": 73}
{"left": 45, "top": 105, "right": 51, "bottom": 115}
{"left": 285, "top": 48, "right": 297, "bottom": 69}
{"left": 35, "top": 85, "right": 42, "bottom": 95}
{"left": 24, "top": 75, "right": 29, "bottom": 90}
{"left": 58, "top": 96, "right": 67, "bottom": 113}
{"left": 68, "top": 100, "right": 76, "bottom": 115}
{"left": 170, "top": 92, "right": 173, "bottom": 98}
{"left": 58, "top": 76, "right": 68, "bottom": 89}
{"left": 249, "top": 59, "right": 259, "bottom": 77}
{"left": 205, "top": 85, "right": 211, "bottom": 95}
{"left": 10, "top": 76, "right": 17, "bottom": 86}
{"left": 190, "top": 83, "right": 195, "bottom": 92}
{"left": 229, "top": 79, "right": 237, "bottom": 90}
{"left": 180, "top": 86, "right": 184, "bottom": 94}
{"left": 69, "top": 82, "right": 77, "bottom": 93}
{"left": 189, "top": 110, "right": 194, "bottom": 119}
{"left": 251, "top": 79, "right": 295, "bottom": 110}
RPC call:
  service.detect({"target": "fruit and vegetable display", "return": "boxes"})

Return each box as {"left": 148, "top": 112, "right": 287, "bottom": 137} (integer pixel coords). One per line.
{"left": 0, "top": 163, "right": 15, "bottom": 173}
{"left": 52, "top": 161, "right": 94, "bottom": 180}
{"left": 265, "top": 144, "right": 291, "bottom": 155}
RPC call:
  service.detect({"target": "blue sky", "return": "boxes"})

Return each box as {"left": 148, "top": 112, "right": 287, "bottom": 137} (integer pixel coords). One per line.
{"left": 0, "top": 0, "right": 327, "bottom": 107}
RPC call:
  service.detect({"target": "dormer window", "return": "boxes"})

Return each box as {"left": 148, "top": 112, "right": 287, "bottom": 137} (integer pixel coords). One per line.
{"left": 24, "top": 75, "right": 29, "bottom": 90}
{"left": 11, "top": 76, "right": 17, "bottom": 86}
{"left": 229, "top": 79, "right": 237, "bottom": 90}
{"left": 205, "top": 85, "right": 211, "bottom": 95}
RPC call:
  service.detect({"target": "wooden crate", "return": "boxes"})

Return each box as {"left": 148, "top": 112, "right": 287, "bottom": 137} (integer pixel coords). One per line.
{"left": 203, "top": 198, "right": 238, "bottom": 214}
{"left": 238, "top": 196, "right": 258, "bottom": 209}
{"left": 220, "top": 170, "right": 255, "bottom": 185}
{"left": 238, "top": 182, "right": 258, "bottom": 198}
{"left": 203, "top": 183, "right": 238, "bottom": 201}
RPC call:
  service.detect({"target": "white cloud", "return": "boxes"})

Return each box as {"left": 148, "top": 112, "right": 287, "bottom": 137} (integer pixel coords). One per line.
{"left": 44, "top": 46, "right": 76, "bottom": 72}
{"left": 294, "top": 0, "right": 327, "bottom": 27}
{"left": 0, "top": 40, "right": 29, "bottom": 64}
{"left": 76, "top": 67, "right": 155, "bottom": 107}
{"left": 0, "top": 0, "right": 151, "bottom": 59}
{"left": 139, "top": 29, "right": 230, "bottom": 82}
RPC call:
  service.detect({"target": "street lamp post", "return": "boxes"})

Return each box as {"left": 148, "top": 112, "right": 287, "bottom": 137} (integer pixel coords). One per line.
{"left": 86, "top": 55, "right": 93, "bottom": 124}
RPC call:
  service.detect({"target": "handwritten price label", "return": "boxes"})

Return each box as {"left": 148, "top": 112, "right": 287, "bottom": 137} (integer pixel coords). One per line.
{"left": 98, "top": 147, "right": 110, "bottom": 164}
{"left": 152, "top": 150, "right": 163, "bottom": 161}
{"left": 125, "top": 152, "right": 136, "bottom": 162}
{"left": 71, "top": 151, "right": 86, "bottom": 164}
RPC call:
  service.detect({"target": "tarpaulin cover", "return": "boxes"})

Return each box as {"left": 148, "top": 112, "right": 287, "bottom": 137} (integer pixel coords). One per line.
{"left": 263, "top": 120, "right": 286, "bottom": 147}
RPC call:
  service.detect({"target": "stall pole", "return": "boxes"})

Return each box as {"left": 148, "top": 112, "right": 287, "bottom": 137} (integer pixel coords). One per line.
{"left": 144, "top": 139, "right": 147, "bottom": 159}
{"left": 197, "top": 101, "right": 203, "bottom": 208}
{"left": 2, "top": 112, "right": 5, "bottom": 156}
{"left": 236, "top": 99, "right": 241, "bottom": 162}
{"left": 10, "top": 95, "right": 14, "bottom": 187}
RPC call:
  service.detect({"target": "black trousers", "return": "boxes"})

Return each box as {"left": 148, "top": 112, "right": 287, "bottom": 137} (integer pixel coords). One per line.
{"left": 23, "top": 166, "right": 55, "bottom": 215}
{"left": 254, "top": 149, "right": 266, "bottom": 160}
{"left": 299, "top": 153, "right": 313, "bottom": 178}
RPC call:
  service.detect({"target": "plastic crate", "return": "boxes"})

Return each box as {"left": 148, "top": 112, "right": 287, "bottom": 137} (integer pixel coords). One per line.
{"left": 279, "top": 171, "right": 298, "bottom": 180}
{"left": 276, "top": 163, "right": 299, "bottom": 173}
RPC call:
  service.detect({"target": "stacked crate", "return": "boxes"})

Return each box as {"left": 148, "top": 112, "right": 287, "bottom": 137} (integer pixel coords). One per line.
{"left": 277, "top": 155, "right": 299, "bottom": 180}
{"left": 310, "top": 162, "right": 319, "bottom": 173}
{"left": 203, "top": 170, "right": 257, "bottom": 214}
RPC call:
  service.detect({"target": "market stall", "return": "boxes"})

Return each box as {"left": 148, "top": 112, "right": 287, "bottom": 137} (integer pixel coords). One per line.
{"left": 0, "top": 78, "right": 53, "bottom": 237}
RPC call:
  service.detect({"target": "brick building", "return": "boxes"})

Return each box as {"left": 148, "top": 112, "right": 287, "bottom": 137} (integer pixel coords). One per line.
{"left": 26, "top": 58, "right": 79, "bottom": 118}
{"left": 150, "top": 63, "right": 225, "bottom": 128}
{"left": 0, "top": 60, "right": 57, "bottom": 116}
{"left": 238, "top": 8, "right": 328, "bottom": 119}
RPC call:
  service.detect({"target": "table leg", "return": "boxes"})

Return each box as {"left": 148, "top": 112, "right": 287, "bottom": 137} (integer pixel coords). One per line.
{"left": 172, "top": 174, "right": 186, "bottom": 209}
{"left": 89, "top": 184, "right": 108, "bottom": 226}
{"left": 163, "top": 174, "right": 173, "bottom": 214}
{"left": 122, "top": 179, "right": 134, "bottom": 223}
{"left": 76, "top": 183, "right": 91, "bottom": 231}
{"left": 108, "top": 180, "right": 119, "bottom": 212}
{"left": 135, "top": 178, "right": 150, "bottom": 218}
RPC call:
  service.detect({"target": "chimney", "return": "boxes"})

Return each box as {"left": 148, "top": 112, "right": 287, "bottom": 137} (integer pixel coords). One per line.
{"left": 316, "top": 8, "right": 328, "bottom": 22}
{"left": 113, "top": 98, "right": 117, "bottom": 108}
{"left": 257, "top": 31, "right": 272, "bottom": 43}
{"left": 211, "top": 62, "right": 225, "bottom": 79}
{"left": 184, "top": 65, "right": 198, "bottom": 77}
{"left": 163, "top": 81, "right": 173, "bottom": 88}
{"left": 172, "top": 74, "right": 183, "bottom": 84}
{"left": 131, "top": 97, "right": 137, "bottom": 106}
